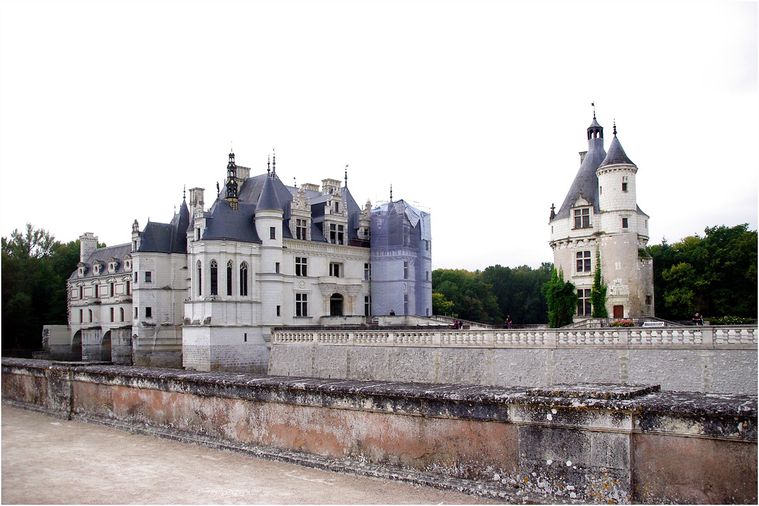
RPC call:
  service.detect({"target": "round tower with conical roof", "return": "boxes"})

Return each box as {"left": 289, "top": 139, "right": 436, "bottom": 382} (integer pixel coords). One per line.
{"left": 549, "top": 114, "right": 654, "bottom": 321}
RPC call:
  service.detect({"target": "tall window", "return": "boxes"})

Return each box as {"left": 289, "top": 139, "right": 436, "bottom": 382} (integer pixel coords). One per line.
{"left": 126, "top": 280, "right": 131, "bottom": 295}
{"left": 210, "top": 260, "right": 218, "bottom": 296}
{"left": 404, "top": 294, "right": 409, "bottom": 314}
{"left": 296, "top": 293, "right": 308, "bottom": 317}
{"left": 144, "top": 271, "right": 152, "bottom": 283}
{"left": 196, "top": 260, "right": 202, "bottom": 296}
{"left": 573, "top": 208, "right": 591, "bottom": 229}
{"left": 329, "top": 262, "right": 342, "bottom": 278}
{"left": 226, "top": 261, "right": 233, "bottom": 296}
{"left": 88, "top": 309, "right": 93, "bottom": 322}
{"left": 329, "top": 224, "right": 344, "bottom": 244}
{"left": 134, "top": 307, "right": 138, "bottom": 318}
{"left": 119, "top": 307, "right": 125, "bottom": 322}
{"left": 296, "top": 219, "right": 308, "bottom": 240}
{"left": 269, "top": 227, "right": 276, "bottom": 240}
{"left": 364, "top": 263, "right": 371, "bottom": 281}
{"left": 79, "top": 309, "right": 83, "bottom": 323}
{"left": 295, "top": 257, "right": 308, "bottom": 277}
{"left": 622, "top": 177, "right": 628, "bottom": 192}
{"left": 364, "top": 295, "right": 371, "bottom": 317}
{"left": 94, "top": 284, "right": 99, "bottom": 298}
{"left": 577, "top": 289, "right": 591, "bottom": 317}
{"left": 110, "top": 307, "right": 114, "bottom": 322}
{"left": 403, "top": 261, "right": 409, "bottom": 279}
{"left": 576, "top": 251, "right": 592, "bottom": 273}
{"left": 79, "top": 286, "right": 83, "bottom": 299}
{"left": 622, "top": 217, "right": 629, "bottom": 229}
{"left": 239, "top": 262, "right": 248, "bottom": 296}
{"left": 110, "top": 282, "right": 115, "bottom": 297}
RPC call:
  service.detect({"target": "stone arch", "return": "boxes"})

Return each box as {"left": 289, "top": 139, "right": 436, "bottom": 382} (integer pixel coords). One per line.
{"left": 101, "top": 331, "right": 112, "bottom": 362}
{"left": 71, "top": 330, "right": 83, "bottom": 361}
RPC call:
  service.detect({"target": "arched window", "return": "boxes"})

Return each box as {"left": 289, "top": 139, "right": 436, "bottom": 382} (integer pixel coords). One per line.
{"left": 119, "top": 307, "right": 125, "bottom": 322}
{"left": 226, "top": 260, "right": 233, "bottom": 296}
{"left": 88, "top": 309, "right": 93, "bottom": 322}
{"left": 210, "top": 260, "right": 218, "bottom": 296}
{"left": 239, "top": 262, "right": 248, "bottom": 296}
{"left": 196, "top": 260, "right": 202, "bottom": 296}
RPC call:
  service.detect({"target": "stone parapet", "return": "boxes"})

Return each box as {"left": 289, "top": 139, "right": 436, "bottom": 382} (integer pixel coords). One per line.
{"left": 270, "top": 326, "right": 758, "bottom": 395}
{"left": 2, "top": 358, "right": 756, "bottom": 504}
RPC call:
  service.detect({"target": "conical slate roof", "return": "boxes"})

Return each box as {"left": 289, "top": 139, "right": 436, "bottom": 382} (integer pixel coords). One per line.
{"left": 257, "top": 174, "right": 283, "bottom": 211}
{"left": 599, "top": 134, "right": 635, "bottom": 167}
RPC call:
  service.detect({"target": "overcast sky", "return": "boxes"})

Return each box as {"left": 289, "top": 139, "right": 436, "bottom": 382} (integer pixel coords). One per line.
{"left": 1, "top": 0, "right": 756, "bottom": 270}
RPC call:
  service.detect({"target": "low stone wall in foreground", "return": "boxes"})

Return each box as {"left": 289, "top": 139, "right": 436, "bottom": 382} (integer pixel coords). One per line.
{"left": 269, "top": 326, "right": 758, "bottom": 394}
{"left": 2, "top": 358, "right": 756, "bottom": 504}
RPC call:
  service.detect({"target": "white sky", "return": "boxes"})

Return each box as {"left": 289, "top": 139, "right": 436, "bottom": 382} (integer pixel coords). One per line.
{"left": 1, "top": 0, "right": 757, "bottom": 270}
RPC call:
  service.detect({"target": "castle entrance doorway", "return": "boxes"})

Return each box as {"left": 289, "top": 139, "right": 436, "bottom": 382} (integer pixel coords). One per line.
{"left": 330, "top": 293, "right": 344, "bottom": 317}
{"left": 613, "top": 305, "right": 624, "bottom": 319}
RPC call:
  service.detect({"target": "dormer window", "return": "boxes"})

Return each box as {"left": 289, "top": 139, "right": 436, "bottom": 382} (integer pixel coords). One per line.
{"left": 329, "top": 224, "right": 345, "bottom": 245}
{"left": 295, "top": 218, "right": 308, "bottom": 240}
{"left": 78, "top": 266, "right": 85, "bottom": 277}
{"left": 93, "top": 264, "right": 99, "bottom": 275}
{"left": 573, "top": 208, "right": 591, "bottom": 229}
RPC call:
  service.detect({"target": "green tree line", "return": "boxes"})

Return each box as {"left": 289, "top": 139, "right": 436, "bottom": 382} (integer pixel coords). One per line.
{"left": 2, "top": 224, "right": 84, "bottom": 352}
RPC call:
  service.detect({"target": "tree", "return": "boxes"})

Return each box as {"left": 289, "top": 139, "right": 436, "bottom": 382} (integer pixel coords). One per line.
{"left": 590, "top": 250, "right": 608, "bottom": 318}
{"left": 432, "top": 291, "right": 455, "bottom": 316}
{"left": 648, "top": 224, "right": 757, "bottom": 320}
{"left": 1, "top": 225, "right": 82, "bottom": 353}
{"left": 543, "top": 268, "right": 577, "bottom": 328}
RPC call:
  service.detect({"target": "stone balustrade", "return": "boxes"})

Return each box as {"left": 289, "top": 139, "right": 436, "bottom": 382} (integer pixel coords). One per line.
{"left": 272, "top": 325, "right": 756, "bottom": 349}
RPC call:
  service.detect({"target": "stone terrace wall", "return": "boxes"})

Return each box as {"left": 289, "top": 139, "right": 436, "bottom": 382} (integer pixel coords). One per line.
{"left": 2, "top": 358, "right": 756, "bottom": 504}
{"left": 269, "top": 326, "right": 758, "bottom": 394}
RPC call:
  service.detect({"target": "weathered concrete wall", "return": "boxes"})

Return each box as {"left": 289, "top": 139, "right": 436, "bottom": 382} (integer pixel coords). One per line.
{"left": 270, "top": 326, "right": 758, "bottom": 394}
{"left": 2, "top": 358, "right": 756, "bottom": 504}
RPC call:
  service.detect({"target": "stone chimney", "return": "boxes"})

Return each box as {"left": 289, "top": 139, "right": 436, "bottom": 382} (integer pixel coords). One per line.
{"left": 79, "top": 232, "right": 98, "bottom": 262}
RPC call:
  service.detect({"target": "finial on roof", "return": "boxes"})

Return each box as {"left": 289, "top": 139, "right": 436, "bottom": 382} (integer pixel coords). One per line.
{"left": 613, "top": 118, "right": 617, "bottom": 136}
{"left": 183, "top": 185, "right": 186, "bottom": 201}
{"left": 272, "top": 147, "right": 276, "bottom": 175}
{"left": 591, "top": 101, "right": 596, "bottom": 119}
{"left": 216, "top": 181, "right": 220, "bottom": 196}
{"left": 267, "top": 155, "right": 271, "bottom": 175}
{"left": 390, "top": 184, "right": 393, "bottom": 202}
{"left": 344, "top": 164, "right": 348, "bottom": 187}
{"left": 550, "top": 203, "right": 556, "bottom": 221}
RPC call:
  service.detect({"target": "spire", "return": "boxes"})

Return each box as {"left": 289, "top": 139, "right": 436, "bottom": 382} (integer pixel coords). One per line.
{"left": 183, "top": 185, "right": 186, "bottom": 201}
{"left": 613, "top": 118, "right": 617, "bottom": 136}
{"left": 224, "top": 150, "right": 239, "bottom": 209}
{"left": 344, "top": 164, "right": 348, "bottom": 187}
{"left": 272, "top": 148, "right": 276, "bottom": 176}
{"left": 257, "top": 170, "right": 283, "bottom": 211}
{"left": 267, "top": 155, "right": 271, "bottom": 176}
{"left": 592, "top": 101, "right": 596, "bottom": 119}
{"left": 599, "top": 121, "right": 635, "bottom": 168}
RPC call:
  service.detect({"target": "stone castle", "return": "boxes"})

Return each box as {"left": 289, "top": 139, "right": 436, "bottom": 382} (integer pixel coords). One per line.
{"left": 67, "top": 152, "right": 431, "bottom": 371}
{"left": 549, "top": 113, "right": 654, "bottom": 319}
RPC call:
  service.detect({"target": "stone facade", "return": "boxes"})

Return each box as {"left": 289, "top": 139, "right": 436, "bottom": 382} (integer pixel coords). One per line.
{"left": 549, "top": 115, "right": 654, "bottom": 319}
{"left": 64, "top": 152, "right": 431, "bottom": 371}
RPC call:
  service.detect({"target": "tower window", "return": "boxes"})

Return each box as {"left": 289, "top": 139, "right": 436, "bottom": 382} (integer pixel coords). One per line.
{"left": 226, "top": 261, "right": 233, "bottom": 296}
{"left": 403, "top": 261, "right": 409, "bottom": 280}
{"left": 144, "top": 271, "right": 152, "bottom": 283}
{"left": 576, "top": 251, "right": 592, "bottom": 273}
{"left": 270, "top": 227, "right": 276, "bottom": 240}
{"left": 364, "top": 263, "right": 371, "bottom": 281}
{"left": 622, "top": 177, "right": 628, "bottom": 192}
{"left": 295, "top": 257, "right": 308, "bottom": 277}
{"left": 126, "top": 280, "right": 131, "bottom": 295}
{"left": 110, "top": 307, "right": 114, "bottom": 322}
{"left": 210, "top": 260, "right": 218, "bottom": 296}
{"left": 145, "top": 307, "right": 152, "bottom": 318}
{"left": 622, "top": 218, "right": 629, "bottom": 229}
{"left": 239, "top": 262, "right": 248, "bottom": 296}
{"left": 573, "top": 208, "right": 591, "bottom": 229}
{"left": 196, "top": 261, "right": 202, "bottom": 296}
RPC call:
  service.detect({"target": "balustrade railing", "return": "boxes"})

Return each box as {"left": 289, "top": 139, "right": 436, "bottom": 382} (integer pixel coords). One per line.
{"left": 271, "top": 325, "right": 758, "bottom": 349}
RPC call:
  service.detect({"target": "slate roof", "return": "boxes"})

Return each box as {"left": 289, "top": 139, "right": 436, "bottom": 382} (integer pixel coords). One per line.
{"left": 599, "top": 134, "right": 635, "bottom": 167}
{"left": 257, "top": 174, "right": 283, "bottom": 211}
{"left": 201, "top": 200, "right": 261, "bottom": 243}
{"left": 68, "top": 243, "right": 132, "bottom": 280}
{"left": 138, "top": 200, "right": 189, "bottom": 254}
{"left": 552, "top": 120, "right": 608, "bottom": 221}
